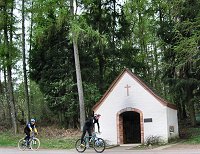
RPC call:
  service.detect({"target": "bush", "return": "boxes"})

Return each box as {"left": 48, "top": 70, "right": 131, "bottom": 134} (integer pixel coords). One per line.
{"left": 145, "top": 135, "right": 162, "bottom": 146}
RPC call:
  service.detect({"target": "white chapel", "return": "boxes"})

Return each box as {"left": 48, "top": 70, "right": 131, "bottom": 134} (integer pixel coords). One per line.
{"left": 92, "top": 68, "right": 179, "bottom": 145}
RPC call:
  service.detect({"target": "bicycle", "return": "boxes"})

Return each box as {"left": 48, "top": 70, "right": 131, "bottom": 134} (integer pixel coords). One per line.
{"left": 75, "top": 132, "right": 105, "bottom": 153}
{"left": 18, "top": 132, "right": 40, "bottom": 151}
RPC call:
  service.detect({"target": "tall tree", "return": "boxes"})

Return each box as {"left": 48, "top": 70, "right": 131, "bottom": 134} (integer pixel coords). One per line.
{"left": 160, "top": 0, "right": 200, "bottom": 126}
{"left": 70, "top": 0, "right": 86, "bottom": 129}
{"left": 123, "top": 0, "right": 161, "bottom": 86}
{"left": 3, "top": 0, "right": 17, "bottom": 133}
{"left": 22, "top": 0, "right": 30, "bottom": 121}
{"left": 172, "top": 0, "right": 200, "bottom": 126}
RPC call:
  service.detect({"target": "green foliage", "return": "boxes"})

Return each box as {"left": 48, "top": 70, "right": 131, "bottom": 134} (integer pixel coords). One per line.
{"left": 1, "top": 0, "right": 199, "bottom": 128}
{"left": 161, "top": 0, "right": 200, "bottom": 124}
{"left": 29, "top": 0, "right": 81, "bottom": 126}
{"left": 29, "top": 0, "right": 189, "bottom": 128}
{"left": 15, "top": 81, "right": 52, "bottom": 124}
{"left": 69, "top": 15, "right": 107, "bottom": 51}
{"left": 0, "top": 42, "right": 21, "bottom": 67}
{"left": 83, "top": 82, "right": 101, "bottom": 116}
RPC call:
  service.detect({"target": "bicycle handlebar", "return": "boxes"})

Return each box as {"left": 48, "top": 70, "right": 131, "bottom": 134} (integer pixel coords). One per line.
{"left": 30, "top": 132, "right": 38, "bottom": 137}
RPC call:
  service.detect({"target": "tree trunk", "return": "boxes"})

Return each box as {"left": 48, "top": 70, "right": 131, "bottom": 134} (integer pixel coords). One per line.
{"left": 7, "top": 66, "right": 17, "bottom": 134}
{"left": 97, "top": 0, "right": 104, "bottom": 94}
{"left": 3, "top": 0, "right": 17, "bottom": 134}
{"left": 0, "top": 69, "right": 6, "bottom": 120}
{"left": 28, "top": 1, "right": 34, "bottom": 117}
{"left": 189, "top": 101, "right": 196, "bottom": 126}
{"left": 178, "top": 100, "right": 187, "bottom": 120}
{"left": 22, "top": 0, "right": 30, "bottom": 121}
{"left": 70, "top": 0, "right": 85, "bottom": 130}
{"left": 187, "top": 87, "right": 196, "bottom": 126}
{"left": 0, "top": 68, "right": 3, "bottom": 95}
{"left": 3, "top": 66, "right": 11, "bottom": 124}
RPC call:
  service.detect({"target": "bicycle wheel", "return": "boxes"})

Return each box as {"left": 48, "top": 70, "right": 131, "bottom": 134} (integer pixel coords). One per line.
{"left": 18, "top": 138, "right": 27, "bottom": 151}
{"left": 75, "top": 139, "right": 86, "bottom": 153}
{"left": 93, "top": 138, "right": 105, "bottom": 153}
{"left": 30, "top": 138, "right": 40, "bottom": 150}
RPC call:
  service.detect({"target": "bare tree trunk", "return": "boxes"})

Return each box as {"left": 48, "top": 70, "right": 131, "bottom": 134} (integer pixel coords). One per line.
{"left": 97, "top": 0, "right": 104, "bottom": 94}
{"left": 0, "top": 68, "right": 2, "bottom": 95}
{"left": 3, "top": 66, "right": 11, "bottom": 123}
{"left": 3, "top": 0, "right": 17, "bottom": 134}
{"left": 70, "top": 0, "right": 85, "bottom": 130}
{"left": 28, "top": 1, "right": 34, "bottom": 115}
{"left": 7, "top": 67, "right": 17, "bottom": 134}
{"left": 0, "top": 69, "right": 6, "bottom": 120}
{"left": 187, "top": 87, "right": 196, "bottom": 126}
{"left": 22, "top": 0, "right": 30, "bottom": 121}
{"left": 1, "top": 36, "right": 10, "bottom": 124}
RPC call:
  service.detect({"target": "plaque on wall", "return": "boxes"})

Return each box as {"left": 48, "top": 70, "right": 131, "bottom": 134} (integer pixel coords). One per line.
{"left": 144, "top": 118, "right": 152, "bottom": 123}
{"left": 169, "top": 126, "right": 174, "bottom": 132}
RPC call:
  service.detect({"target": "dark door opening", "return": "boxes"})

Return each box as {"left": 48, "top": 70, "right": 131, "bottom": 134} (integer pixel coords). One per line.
{"left": 122, "top": 111, "right": 141, "bottom": 143}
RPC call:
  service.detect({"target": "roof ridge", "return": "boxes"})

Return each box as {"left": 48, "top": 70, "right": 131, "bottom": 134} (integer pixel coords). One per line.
{"left": 92, "top": 68, "right": 177, "bottom": 111}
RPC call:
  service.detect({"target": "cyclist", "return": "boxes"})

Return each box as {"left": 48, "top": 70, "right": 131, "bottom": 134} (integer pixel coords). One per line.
{"left": 80, "top": 114, "right": 101, "bottom": 147}
{"left": 24, "top": 118, "right": 38, "bottom": 143}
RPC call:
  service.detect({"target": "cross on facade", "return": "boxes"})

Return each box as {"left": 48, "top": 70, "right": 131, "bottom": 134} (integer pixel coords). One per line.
{"left": 124, "top": 84, "right": 131, "bottom": 96}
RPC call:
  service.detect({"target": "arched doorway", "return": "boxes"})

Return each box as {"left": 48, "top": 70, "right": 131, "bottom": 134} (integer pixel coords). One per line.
{"left": 122, "top": 111, "right": 141, "bottom": 143}
{"left": 117, "top": 108, "right": 144, "bottom": 144}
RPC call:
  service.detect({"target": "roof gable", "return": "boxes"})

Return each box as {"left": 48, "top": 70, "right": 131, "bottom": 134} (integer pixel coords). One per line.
{"left": 92, "top": 68, "right": 177, "bottom": 111}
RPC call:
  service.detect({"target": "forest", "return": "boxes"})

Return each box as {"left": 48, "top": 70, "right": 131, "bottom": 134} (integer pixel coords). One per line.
{"left": 0, "top": 0, "right": 200, "bottom": 134}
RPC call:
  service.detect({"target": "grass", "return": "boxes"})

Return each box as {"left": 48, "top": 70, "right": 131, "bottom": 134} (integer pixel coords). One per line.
{"left": 0, "top": 132, "right": 21, "bottom": 147}
{"left": 182, "top": 127, "right": 200, "bottom": 144}
{"left": 40, "top": 138, "right": 77, "bottom": 149}
{"left": 2, "top": 126, "right": 200, "bottom": 149}
{"left": 0, "top": 130, "right": 79, "bottom": 149}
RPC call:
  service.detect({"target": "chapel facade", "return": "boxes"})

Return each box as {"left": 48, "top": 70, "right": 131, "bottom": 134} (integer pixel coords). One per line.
{"left": 93, "top": 69, "right": 179, "bottom": 145}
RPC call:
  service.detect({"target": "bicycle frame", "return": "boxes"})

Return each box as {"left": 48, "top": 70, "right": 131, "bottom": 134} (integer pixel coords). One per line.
{"left": 29, "top": 133, "right": 36, "bottom": 142}
{"left": 84, "top": 132, "right": 98, "bottom": 144}
{"left": 75, "top": 132, "right": 105, "bottom": 153}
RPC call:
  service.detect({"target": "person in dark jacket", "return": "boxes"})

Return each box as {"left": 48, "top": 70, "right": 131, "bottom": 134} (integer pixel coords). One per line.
{"left": 24, "top": 118, "right": 38, "bottom": 141}
{"left": 80, "top": 114, "right": 101, "bottom": 146}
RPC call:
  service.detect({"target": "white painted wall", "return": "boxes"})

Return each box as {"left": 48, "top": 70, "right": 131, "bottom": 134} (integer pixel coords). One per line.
{"left": 167, "top": 108, "right": 179, "bottom": 140}
{"left": 143, "top": 107, "right": 168, "bottom": 143}
{"left": 94, "top": 72, "right": 178, "bottom": 145}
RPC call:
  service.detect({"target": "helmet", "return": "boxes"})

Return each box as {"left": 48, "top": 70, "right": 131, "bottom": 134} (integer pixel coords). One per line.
{"left": 94, "top": 114, "right": 101, "bottom": 117}
{"left": 30, "top": 119, "right": 35, "bottom": 123}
